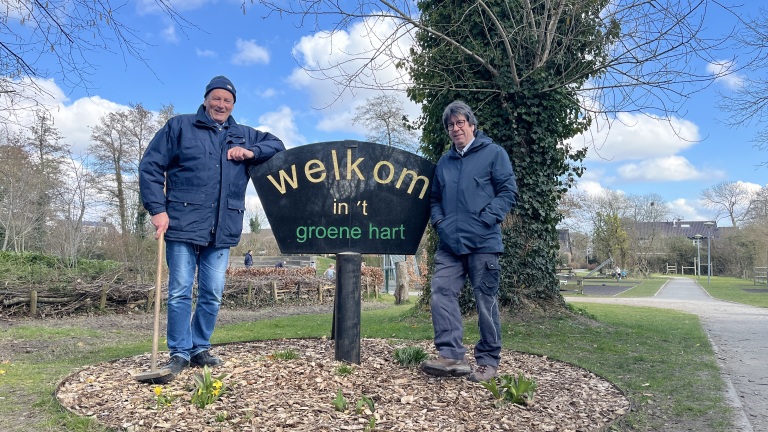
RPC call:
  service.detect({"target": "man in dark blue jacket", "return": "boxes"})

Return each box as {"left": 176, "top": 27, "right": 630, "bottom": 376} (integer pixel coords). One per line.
{"left": 139, "top": 76, "right": 285, "bottom": 378}
{"left": 422, "top": 100, "right": 518, "bottom": 383}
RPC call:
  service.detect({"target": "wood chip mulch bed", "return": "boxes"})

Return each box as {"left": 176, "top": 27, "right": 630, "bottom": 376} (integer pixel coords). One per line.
{"left": 56, "top": 338, "right": 629, "bottom": 431}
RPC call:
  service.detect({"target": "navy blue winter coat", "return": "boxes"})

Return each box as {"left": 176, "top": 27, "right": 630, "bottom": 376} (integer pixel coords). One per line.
{"left": 139, "top": 105, "right": 285, "bottom": 247}
{"left": 430, "top": 131, "right": 518, "bottom": 255}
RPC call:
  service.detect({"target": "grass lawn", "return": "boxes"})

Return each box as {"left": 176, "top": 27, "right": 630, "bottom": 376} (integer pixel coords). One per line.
{"left": 681, "top": 274, "right": 768, "bottom": 308}
{"left": 0, "top": 295, "right": 731, "bottom": 432}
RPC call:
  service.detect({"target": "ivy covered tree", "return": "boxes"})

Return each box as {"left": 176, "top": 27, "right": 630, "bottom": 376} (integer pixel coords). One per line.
{"left": 252, "top": 0, "right": 728, "bottom": 310}
{"left": 408, "top": 1, "right": 613, "bottom": 308}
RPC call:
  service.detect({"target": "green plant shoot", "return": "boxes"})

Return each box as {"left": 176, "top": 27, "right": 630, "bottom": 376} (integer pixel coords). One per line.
{"left": 480, "top": 373, "right": 537, "bottom": 406}
{"left": 393, "top": 346, "right": 428, "bottom": 367}
{"left": 332, "top": 389, "right": 348, "bottom": 412}
{"left": 190, "top": 365, "right": 228, "bottom": 409}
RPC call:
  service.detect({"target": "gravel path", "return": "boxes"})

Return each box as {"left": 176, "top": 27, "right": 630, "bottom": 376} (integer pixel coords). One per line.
{"left": 566, "top": 277, "right": 768, "bottom": 432}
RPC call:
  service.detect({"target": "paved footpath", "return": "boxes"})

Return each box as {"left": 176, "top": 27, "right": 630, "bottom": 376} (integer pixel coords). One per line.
{"left": 566, "top": 277, "right": 768, "bottom": 432}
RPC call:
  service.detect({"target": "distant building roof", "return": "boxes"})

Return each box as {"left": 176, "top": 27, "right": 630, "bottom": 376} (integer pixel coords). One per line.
{"left": 632, "top": 220, "right": 719, "bottom": 239}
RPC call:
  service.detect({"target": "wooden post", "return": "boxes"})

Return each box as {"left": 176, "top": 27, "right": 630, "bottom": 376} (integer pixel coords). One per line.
{"left": 271, "top": 281, "right": 278, "bottom": 302}
{"left": 333, "top": 252, "right": 362, "bottom": 364}
{"left": 395, "top": 261, "right": 409, "bottom": 304}
{"left": 29, "top": 290, "right": 37, "bottom": 317}
{"left": 99, "top": 286, "right": 108, "bottom": 311}
{"left": 247, "top": 281, "right": 253, "bottom": 305}
{"left": 317, "top": 282, "right": 323, "bottom": 302}
{"left": 146, "top": 289, "right": 154, "bottom": 312}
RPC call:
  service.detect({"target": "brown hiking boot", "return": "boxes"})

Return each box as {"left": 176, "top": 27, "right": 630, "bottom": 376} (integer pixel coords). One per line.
{"left": 468, "top": 364, "right": 498, "bottom": 383}
{"left": 421, "top": 356, "right": 471, "bottom": 377}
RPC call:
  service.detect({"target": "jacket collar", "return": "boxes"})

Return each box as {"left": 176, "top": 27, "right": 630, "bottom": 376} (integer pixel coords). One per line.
{"left": 194, "top": 104, "right": 236, "bottom": 129}
{"left": 451, "top": 130, "right": 490, "bottom": 157}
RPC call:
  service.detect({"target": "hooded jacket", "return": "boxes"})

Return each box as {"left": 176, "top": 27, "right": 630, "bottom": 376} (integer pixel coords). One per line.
{"left": 430, "top": 130, "right": 518, "bottom": 255}
{"left": 139, "top": 105, "right": 285, "bottom": 247}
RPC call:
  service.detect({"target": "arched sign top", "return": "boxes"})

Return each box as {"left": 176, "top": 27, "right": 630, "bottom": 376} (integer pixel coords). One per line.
{"left": 249, "top": 141, "right": 436, "bottom": 254}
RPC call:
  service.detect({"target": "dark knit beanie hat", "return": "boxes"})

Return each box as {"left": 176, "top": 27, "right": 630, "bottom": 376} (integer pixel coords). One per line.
{"left": 204, "top": 76, "right": 236, "bottom": 102}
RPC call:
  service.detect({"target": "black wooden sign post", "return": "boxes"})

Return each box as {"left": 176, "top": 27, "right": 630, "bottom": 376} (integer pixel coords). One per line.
{"left": 333, "top": 252, "right": 362, "bottom": 363}
{"left": 250, "top": 141, "right": 435, "bottom": 364}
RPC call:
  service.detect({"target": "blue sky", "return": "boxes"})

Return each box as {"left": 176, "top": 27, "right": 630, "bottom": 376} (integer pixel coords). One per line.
{"left": 6, "top": 0, "right": 767, "bottom": 227}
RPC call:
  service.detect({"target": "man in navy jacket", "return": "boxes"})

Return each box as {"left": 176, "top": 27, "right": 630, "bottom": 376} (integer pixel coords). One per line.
{"left": 422, "top": 100, "right": 518, "bottom": 383}
{"left": 139, "top": 76, "right": 285, "bottom": 378}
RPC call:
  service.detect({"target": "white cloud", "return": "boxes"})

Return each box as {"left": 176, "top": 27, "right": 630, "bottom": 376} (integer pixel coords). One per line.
{"left": 0, "top": 77, "right": 128, "bottom": 155}
{"left": 617, "top": 156, "right": 709, "bottom": 182}
{"left": 196, "top": 48, "right": 216, "bottom": 58}
{"left": 667, "top": 198, "right": 708, "bottom": 221}
{"left": 258, "top": 88, "right": 278, "bottom": 98}
{"left": 232, "top": 39, "right": 270, "bottom": 65}
{"left": 251, "top": 106, "right": 306, "bottom": 149}
{"left": 289, "top": 16, "right": 419, "bottom": 134}
{"left": 737, "top": 180, "right": 764, "bottom": 195}
{"left": 137, "top": 0, "right": 212, "bottom": 14}
{"left": 578, "top": 112, "right": 700, "bottom": 162}
{"left": 161, "top": 23, "right": 179, "bottom": 43}
{"left": 55, "top": 97, "right": 130, "bottom": 154}
{"left": 574, "top": 179, "right": 609, "bottom": 196}
{"left": 572, "top": 169, "right": 613, "bottom": 196}
{"left": 707, "top": 60, "right": 744, "bottom": 89}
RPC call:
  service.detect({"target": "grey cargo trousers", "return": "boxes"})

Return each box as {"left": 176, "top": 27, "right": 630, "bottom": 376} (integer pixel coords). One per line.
{"left": 430, "top": 249, "right": 502, "bottom": 367}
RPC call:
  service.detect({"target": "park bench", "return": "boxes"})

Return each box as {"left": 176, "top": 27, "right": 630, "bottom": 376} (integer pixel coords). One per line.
{"left": 557, "top": 267, "right": 582, "bottom": 294}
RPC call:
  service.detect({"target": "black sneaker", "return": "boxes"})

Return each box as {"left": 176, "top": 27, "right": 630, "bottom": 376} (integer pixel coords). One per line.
{"left": 164, "top": 355, "right": 189, "bottom": 376}
{"left": 190, "top": 350, "right": 223, "bottom": 367}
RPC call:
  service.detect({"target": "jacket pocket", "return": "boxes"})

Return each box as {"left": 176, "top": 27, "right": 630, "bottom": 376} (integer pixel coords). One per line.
{"left": 479, "top": 258, "right": 500, "bottom": 296}
{"left": 167, "top": 189, "right": 205, "bottom": 233}
{"left": 220, "top": 198, "right": 246, "bottom": 239}
{"left": 467, "top": 177, "right": 493, "bottom": 213}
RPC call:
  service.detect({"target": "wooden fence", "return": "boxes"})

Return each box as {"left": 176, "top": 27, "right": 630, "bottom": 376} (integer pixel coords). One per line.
{"left": 755, "top": 267, "right": 767, "bottom": 285}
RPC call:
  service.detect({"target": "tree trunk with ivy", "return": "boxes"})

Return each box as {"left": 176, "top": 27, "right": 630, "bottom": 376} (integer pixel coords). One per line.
{"left": 251, "top": 0, "right": 721, "bottom": 311}
{"left": 411, "top": 2, "right": 601, "bottom": 312}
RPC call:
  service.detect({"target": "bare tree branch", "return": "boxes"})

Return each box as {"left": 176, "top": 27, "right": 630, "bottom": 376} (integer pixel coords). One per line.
{"left": 0, "top": 0, "right": 194, "bottom": 125}
{"left": 252, "top": 0, "right": 729, "bottom": 118}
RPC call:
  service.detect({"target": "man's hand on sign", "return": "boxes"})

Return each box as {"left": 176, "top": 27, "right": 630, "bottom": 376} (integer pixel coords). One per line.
{"left": 227, "top": 146, "right": 254, "bottom": 161}
{"left": 150, "top": 212, "right": 169, "bottom": 239}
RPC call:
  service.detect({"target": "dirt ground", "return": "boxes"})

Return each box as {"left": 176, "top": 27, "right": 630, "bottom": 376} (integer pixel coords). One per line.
{"left": 0, "top": 304, "right": 339, "bottom": 432}
{"left": 3, "top": 285, "right": 752, "bottom": 432}
{"left": 1, "top": 303, "right": 632, "bottom": 432}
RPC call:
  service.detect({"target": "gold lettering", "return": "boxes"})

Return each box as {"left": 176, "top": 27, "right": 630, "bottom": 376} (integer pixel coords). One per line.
{"left": 373, "top": 161, "right": 395, "bottom": 184}
{"left": 396, "top": 169, "right": 430, "bottom": 199}
{"left": 346, "top": 148, "right": 365, "bottom": 180}
{"left": 267, "top": 165, "right": 299, "bottom": 194}
{"left": 331, "top": 149, "right": 341, "bottom": 180}
{"left": 305, "top": 159, "right": 326, "bottom": 183}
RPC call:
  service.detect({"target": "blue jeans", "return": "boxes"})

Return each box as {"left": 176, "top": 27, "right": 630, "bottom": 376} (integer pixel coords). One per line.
{"left": 430, "top": 249, "right": 502, "bottom": 367}
{"left": 165, "top": 240, "right": 230, "bottom": 360}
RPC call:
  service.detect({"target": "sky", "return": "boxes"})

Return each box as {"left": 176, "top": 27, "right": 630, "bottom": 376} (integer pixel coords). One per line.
{"left": 4, "top": 0, "right": 767, "bottom": 229}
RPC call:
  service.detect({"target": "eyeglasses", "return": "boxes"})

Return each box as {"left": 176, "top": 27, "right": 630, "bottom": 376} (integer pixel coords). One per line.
{"left": 447, "top": 119, "right": 467, "bottom": 130}
{"left": 208, "top": 96, "right": 234, "bottom": 106}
